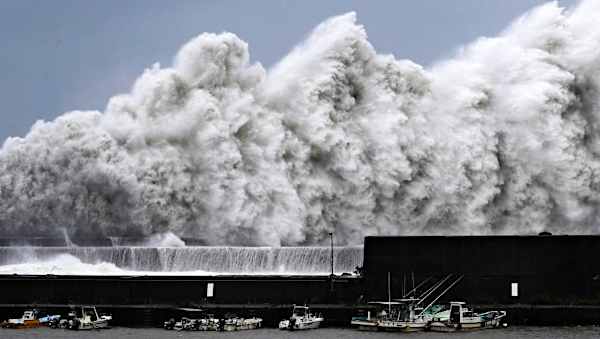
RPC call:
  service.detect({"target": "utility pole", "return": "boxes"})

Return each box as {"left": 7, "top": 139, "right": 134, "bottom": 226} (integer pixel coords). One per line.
{"left": 329, "top": 232, "right": 334, "bottom": 277}
{"left": 329, "top": 232, "right": 334, "bottom": 293}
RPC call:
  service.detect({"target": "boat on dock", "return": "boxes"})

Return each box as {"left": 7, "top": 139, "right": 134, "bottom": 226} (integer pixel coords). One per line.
{"left": 429, "top": 301, "right": 507, "bottom": 332}
{"left": 279, "top": 305, "right": 324, "bottom": 330}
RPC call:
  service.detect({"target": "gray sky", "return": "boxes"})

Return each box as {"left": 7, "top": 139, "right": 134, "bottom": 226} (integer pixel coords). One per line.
{"left": 0, "top": 0, "right": 577, "bottom": 142}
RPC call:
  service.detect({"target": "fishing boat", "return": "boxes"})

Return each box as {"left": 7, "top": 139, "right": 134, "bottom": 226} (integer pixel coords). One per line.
{"left": 429, "top": 301, "right": 507, "bottom": 332}
{"left": 1, "top": 310, "right": 42, "bottom": 329}
{"left": 279, "top": 305, "right": 324, "bottom": 330}
{"left": 352, "top": 272, "right": 437, "bottom": 332}
{"left": 350, "top": 302, "right": 394, "bottom": 331}
{"left": 68, "top": 306, "right": 111, "bottom": 330}
{"left": 377, "top": 298, "right": 429, "bottom": 332}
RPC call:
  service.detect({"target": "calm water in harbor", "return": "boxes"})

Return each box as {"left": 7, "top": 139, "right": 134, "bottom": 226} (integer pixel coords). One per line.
{"left": 1, "top": 327, "right": 599, "bottom": 338}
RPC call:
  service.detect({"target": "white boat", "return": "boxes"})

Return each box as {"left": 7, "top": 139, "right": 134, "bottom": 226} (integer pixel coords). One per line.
{"left": 172, "top": 317, "right": 192, "bottom": 331}
{"left": 350, "top": 305, "right": 381, "bottom": 331}
{"left": 376, "top": 298, "right": 429, "bottom": 332}
{"left": 351, "top": 301, "right": 401, "bottom": 331}
{"left": 1, "top": 310, "right": 41, "bottom": 329}
{"left": 352, "top": 272, "right": 432, "bottom": 332}
{"left": 165, "top": 313, "right": 261, "bottom": 331}
{"left": 429, "top": 301, "right": 506, "bottom": 332}
{"left": 223, "top": 317, "right": 263, "bottom": 331}
{"left": 279, "top": 305, "right": 324, "bottom": 330}
{"left": 68, "top": 306, "right": 111, "bottom": 330}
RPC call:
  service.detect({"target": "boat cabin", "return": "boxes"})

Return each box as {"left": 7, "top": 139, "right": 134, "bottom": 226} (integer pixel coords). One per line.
{"left": 22, "top": 311, "right": 36, "bottom": 321}
{"left": 367, "top": 301, "right": 403, "bottom": 320}
{"left": 448, "top": 301, "right": 479, "bottom": 324}
{"left": 292, "top": 306, "right": 309, "bottom": 317}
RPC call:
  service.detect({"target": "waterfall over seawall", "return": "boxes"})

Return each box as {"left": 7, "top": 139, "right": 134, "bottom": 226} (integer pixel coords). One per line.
{"left": 0, "top": 246, "right": 363, "bottom": 275}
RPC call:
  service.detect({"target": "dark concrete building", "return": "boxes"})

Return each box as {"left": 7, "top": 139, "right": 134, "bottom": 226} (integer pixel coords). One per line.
{"left": 363, "top": 235, "right": 600, "bottom": 306}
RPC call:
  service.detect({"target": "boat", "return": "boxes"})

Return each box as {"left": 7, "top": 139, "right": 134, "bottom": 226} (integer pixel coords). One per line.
{"left": 352, "top": 272, "right": 431, "bottom": 332}
{"left": 376, "top": 298, "right": 429, "bottom": 332}
{"left": 164, "top": 311, "right": 262, "bottom": 331}
{"left": 164, "top": 308, "right": 215, "bottom": 331}
{"left": 39, "top": 314, "right": 61, "bottom": 327}
{"left": 1, "top": 310, "right": 42, "bottom": 329}
{"left": 223, "top": 317, "right": 263, "bottom": 331}
{"left": 279, "top": 305, "right": 324, "bottom": 330}
{"left": 68, "top": 306, "right": 111, "bottom": 330}
{"left": 172, "top": 317, "right": 196, "bottom": 331}
{"left": 428, "top": 301, "right": 507, "bottom": 332}
{"left": 350, "top": 303, "right": 384, "bottom": 331}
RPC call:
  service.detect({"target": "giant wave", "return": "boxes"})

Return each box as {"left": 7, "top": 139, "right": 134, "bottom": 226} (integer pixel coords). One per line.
{"left": 2, "top": 1, "right": 600, "bottom": 245}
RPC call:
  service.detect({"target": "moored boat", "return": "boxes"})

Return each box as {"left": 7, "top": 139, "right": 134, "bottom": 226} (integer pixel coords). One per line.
{"left": 1, "top": 310, "right": 42, "bottom": 329}
{"left": 164, "top": 311, "right": 262, "bottom": 331}
{"left": 39, "top": 314, "right": 61, "bottom": 327}
{"left": 350, "top": 304, "right": 382, "bottom": 331}
{"left": 376, "top": 298, "right": 429, "bottom": 332}
{"left": 223, "top": 317, "right": 263, "bottom": 331}
{"left": 429, "top": 301, "right": 506, "bottom": 332}
{"left": 279, "top": 305, "right": 324, "bottom": 330}
{"left": 68, "top": 306, "right": 111, "bottom": 330}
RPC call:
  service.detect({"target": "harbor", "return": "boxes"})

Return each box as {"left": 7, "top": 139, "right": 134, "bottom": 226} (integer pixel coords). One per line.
{"left": 1, "top": 235, "right": 600, "bottom": 329}
{"left": 2, "top": 0, "right": 600, "bottom": 336}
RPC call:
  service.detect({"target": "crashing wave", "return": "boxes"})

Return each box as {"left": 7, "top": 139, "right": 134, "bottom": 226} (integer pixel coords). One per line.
{"left": 2, "top": 1, "right": 600, "bottom": 245}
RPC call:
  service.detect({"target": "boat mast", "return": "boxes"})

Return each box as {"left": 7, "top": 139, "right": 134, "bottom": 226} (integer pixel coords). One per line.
{"left": 404, "top": 276, "right": 433, "bottom": 298}
{"left": 418, "top": 275, "right": 464, "bottom": 317}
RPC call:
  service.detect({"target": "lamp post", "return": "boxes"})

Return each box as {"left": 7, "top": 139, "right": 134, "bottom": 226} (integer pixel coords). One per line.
{"left": 329, "top": 232, "right": 334, "bottom": 293}
{"left": 329, "top": 232, "right": 334, "bottom": 277}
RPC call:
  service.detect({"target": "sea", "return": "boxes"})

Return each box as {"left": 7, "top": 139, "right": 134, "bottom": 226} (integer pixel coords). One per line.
{"left": 1, "top": 327, "right": 599, "bottom": 339}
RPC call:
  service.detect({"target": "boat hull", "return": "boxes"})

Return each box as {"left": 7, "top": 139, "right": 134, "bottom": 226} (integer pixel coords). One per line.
{"left": 1, "top": 319, "right": 41, "bottom": 329}
{"left": 224, "top": 318, "right": 262, "bottom": 331}
{"left": 377, "top": 320, "right": 427, "bottom": 332}
{"left": 350, "top": 319, "right": 378, "bottom": 331}
{"left": 279, "top": 318, "right": 323, "bottom": 330}
{"left": 429, "top": 321, "right": 487, "bottom": 332}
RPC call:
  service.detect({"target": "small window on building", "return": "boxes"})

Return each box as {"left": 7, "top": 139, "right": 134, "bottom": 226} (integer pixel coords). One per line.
{"left": 511, "top": 282, "right": 518, "bottom": 297}
{"left": 207, "top": 282, "right": 214, "bottom": 297}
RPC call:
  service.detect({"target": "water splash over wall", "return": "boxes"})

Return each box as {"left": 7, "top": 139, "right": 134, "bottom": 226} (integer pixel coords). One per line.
{"left": 0, "top": 246, "right": 363, "bottom": 275}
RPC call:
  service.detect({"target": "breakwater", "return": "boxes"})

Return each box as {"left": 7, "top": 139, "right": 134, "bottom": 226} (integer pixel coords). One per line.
{"left": 0, "top": 246, "right": 363, "bottom": 275}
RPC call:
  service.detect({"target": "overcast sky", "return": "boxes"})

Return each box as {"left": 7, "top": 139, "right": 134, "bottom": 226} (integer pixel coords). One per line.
{"left": 0, "top": 0, "right": 577, "bottom": 142}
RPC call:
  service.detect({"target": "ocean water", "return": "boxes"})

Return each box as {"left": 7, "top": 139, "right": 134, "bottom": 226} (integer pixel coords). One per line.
{"left": 1, "top": 327, "right": 599, "bottom": 338}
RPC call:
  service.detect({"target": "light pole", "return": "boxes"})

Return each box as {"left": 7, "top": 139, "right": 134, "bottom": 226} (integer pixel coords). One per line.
{"left": 329, "top": 232, "right": 334, "bottom": 277}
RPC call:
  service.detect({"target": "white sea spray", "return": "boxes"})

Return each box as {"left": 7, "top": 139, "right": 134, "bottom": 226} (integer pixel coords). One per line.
{"left": 2, "top": 1, "right": 600, "bottom": 245}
